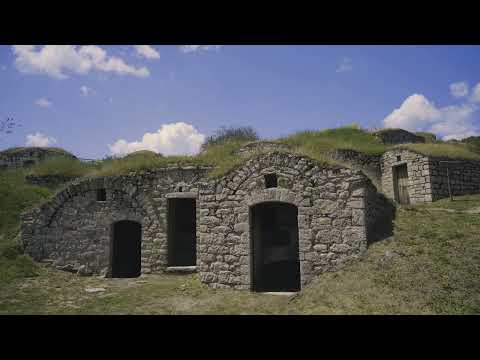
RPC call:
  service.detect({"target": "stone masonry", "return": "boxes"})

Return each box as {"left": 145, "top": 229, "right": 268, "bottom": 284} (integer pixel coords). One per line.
{"left": 382, "top": 149, "right": 480, "bottom": 204}
{"left": 21, "top": 152, "right": 393, "bottom": 291}
{"left": 373, "top": 129, "right": 425, "bottom": 145}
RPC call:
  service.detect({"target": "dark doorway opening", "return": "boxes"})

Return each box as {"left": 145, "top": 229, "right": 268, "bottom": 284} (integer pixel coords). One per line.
{"left": 168, "top": 198, "right": 196, "bottom": 266}
{"left": 111, "top": 220, "right": 142, "bottom": 278}
{"left": 250, "top": 202, "right": 300, "bottom": 292}
{"left": 393, "top": 164, "right": 410, "bottom": 205}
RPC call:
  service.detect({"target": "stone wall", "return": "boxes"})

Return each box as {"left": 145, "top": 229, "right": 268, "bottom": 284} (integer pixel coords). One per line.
{"left": 196, "top": 152, "right": 374, "bottom": 290}
{"left": 25, "top": 174, "right": 77, "bottom": 189}
{"left": 327, "top": 149, "right": 382, "bottom": 186}
{"left": 427, "top": 158, "right": 480, "bottom": 201}
{"left": 381, "top": 149, "right": 480, "bottom": 204}
{"left": 234, "top": 141, "right": 291, "bottom": 156}
{"left": 21, "top": 152, "right": 393, "bottom": 292}
{"left": 0, "top": 147, "right": 77, "bottom": 170}
{"left": 21, "top": 166, "right": 212, "bottom": 276}
{"left": 374, "top": 129, "right": 425, "bottom": 145}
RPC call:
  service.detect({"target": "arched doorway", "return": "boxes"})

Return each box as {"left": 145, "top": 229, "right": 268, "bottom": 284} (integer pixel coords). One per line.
{"left": 250, "top": 202, "right": 300, "bottom": 292}
{"left": 111, "top": 220, "right": 142, "bottom": 278}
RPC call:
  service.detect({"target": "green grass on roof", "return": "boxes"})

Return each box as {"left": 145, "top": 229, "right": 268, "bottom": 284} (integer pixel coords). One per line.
{"left": 278, "top": 127, "right": 388, "bottom": 156}
{"left": 31, "top": 157, "right": 95, "bottom": 178}
{"left": 0, "top": 147, "right": 75, "bottom": 157}
{"left": 398, "top": 143, "right": 480, "bottom": 161}
{"left": 18, "top": 126, "right": 480, "bottom": 180}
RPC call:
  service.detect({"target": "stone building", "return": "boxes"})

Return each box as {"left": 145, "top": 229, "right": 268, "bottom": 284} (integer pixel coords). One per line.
{"left": 0, "top": 147, "right": 77, "bottom": 170}
{"left": 373, "top": 129, "right": 426, "bottom": 145}
{"left": 381, "top": 148, "right": 480, "bottom": 204}
{"left": 21, "top": 152, "right": 394, "bottom": 292}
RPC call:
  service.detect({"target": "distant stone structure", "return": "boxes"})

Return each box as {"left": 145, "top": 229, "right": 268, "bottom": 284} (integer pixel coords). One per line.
{"left": 373, "top": 129, "right": 425, "bottom": 145}
{"left": 382, "top": 148, "right": 480, "bottom": 204}
{"left": 21, "top": 152, "right": 393, "bottom": 292}
{"left": 0, "top": 147, "right": 77, "bottom": 170}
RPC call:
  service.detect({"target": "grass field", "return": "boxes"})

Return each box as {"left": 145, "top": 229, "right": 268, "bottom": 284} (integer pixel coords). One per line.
{"left": 1, "top": 190, "right": 479, "bottom": 314}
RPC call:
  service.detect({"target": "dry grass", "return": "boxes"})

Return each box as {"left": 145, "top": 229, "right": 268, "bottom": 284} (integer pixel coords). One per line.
{"left": 1, "top": 194, "right": 480, "bottom": 314}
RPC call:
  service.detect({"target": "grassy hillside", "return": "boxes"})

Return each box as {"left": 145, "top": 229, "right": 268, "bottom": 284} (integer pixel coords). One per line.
{"left": 0, "top": 193, "right": 479, "bottom": 314}
{"left": 0, "top": 169, "right": 53, "bottom": 284}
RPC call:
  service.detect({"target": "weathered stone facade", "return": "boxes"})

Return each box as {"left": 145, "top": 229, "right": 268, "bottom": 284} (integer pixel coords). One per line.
{"left": 196, "top": 152, "right": 377, "bottom": 290}
{"left": 25, "top": 174, "right": 77, "bottom": 189}
{"left": 21, "top": 166, "right": 212, "bottom": 276}
{"left": 381, "top": 149, "right": 480, "bottom": 204}
{"left": 233, "top": 141, "right": 291, "bottom": 156}
{"left": 21, "top": 152, "right": 392, "bottom": 291}
{"left": 327, "top": 149, "right": 382, "bottom": 185}
{"left": 373, "top": 129, "right": 425, "bottom": 145}
{"left": 0, "top": 147, "right": 77, "bottom": 170}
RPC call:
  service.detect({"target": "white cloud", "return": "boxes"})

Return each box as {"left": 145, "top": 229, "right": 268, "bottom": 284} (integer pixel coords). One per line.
{"left": 134, "top": 45, "right": 160, "bottom": 59}
{"left": 336, "top": 57, "right": 353, "bottom": 73}
{"left": 179, "top": 45, "right": 223, "bottom": 53}
{"left": 471, "top": 83, "right": 480, "bottom": 103}
{"left": 35, "top": 98, "right": 52, "bottom": 108}
{"left": 12, "top": 45, "right": 149, "bottom": 79}
{"left": 80, "top": 85, "right": 94, "bottom": 96}
{"left": 450, "top": 81, "right": 469, "bottom": 98}
{"left": 108, "top": 122, "right": 206, "bottom": 156}
{"left": 25, "top": 132, "right": 56, "bottom": 147}
{"left": 383, "top": 93, "right": 479, "bottom": 140}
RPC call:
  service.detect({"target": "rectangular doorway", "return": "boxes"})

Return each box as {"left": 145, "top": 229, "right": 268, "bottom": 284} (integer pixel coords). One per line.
{"left": 167, "top": 198, "right": 197, "bottom": 266}
{"left": 393, "top": 164, "right": 410, "bottom": 205}
{"left": 250, "top": 202, "right": 300, "bottom": 292}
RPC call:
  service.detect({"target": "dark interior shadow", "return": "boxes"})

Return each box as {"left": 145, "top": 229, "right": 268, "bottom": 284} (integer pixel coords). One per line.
{"left": 366, "top": 193, "right": 397, "bottom": 247}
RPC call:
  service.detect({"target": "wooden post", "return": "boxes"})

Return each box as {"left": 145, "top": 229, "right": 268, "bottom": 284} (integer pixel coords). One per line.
{"left": 446, "top": 165, "right": 453, "bottom": 201}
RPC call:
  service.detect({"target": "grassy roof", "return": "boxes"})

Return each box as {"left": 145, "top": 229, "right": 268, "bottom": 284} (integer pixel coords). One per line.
{"left": 0, "top": 147, "right": 75, "bottom": 158}
{"left": 396, "top": 143, "right": 480, "bottom": 161}
{"left": 24, "top": 126, "right": 480, "bottom": 180}
{"left": 278, "top": 127, "right": 388, "bottom": 156}
{"left": 123, "top": 150, "right": 162, "bottom": 159}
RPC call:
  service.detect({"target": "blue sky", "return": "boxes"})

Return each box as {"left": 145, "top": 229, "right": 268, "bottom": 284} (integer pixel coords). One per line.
{"left": 1, "top": 45, "right": 480, "bottom": 159}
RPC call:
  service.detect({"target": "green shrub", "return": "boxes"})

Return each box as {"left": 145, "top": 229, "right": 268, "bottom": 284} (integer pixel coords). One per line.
{"left": 201, "top": 126, "right": 259, "bottom": 150}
